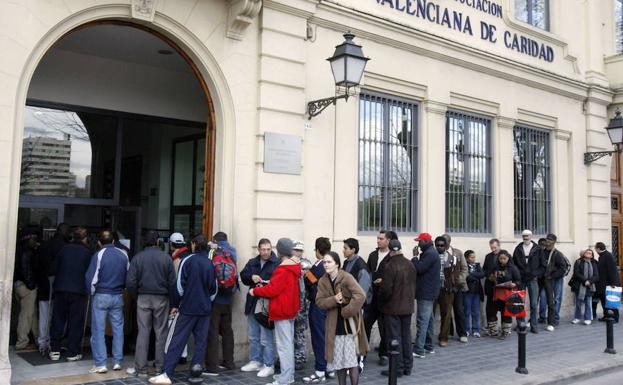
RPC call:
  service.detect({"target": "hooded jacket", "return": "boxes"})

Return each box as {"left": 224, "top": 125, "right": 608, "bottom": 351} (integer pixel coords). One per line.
{"left": 240, "top": 251, "right": 280, "bottom": 315}
{"left": 412, "top": 242, "right": 441, "bottom": 301}
{"left": 252, "top": 257, "right": 302, "bottom": 321}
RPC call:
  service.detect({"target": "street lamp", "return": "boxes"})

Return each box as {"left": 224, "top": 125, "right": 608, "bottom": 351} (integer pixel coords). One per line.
{"left": 307, "top": 32, "right": 370, "bottom": 119}
{"left": 584, "top": 109, "right": 623, "bottom": 164}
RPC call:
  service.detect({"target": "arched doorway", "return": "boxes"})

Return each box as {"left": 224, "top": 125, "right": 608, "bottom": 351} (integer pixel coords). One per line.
{"left": 9, "top": 20, "right": 217, "bottom": 384}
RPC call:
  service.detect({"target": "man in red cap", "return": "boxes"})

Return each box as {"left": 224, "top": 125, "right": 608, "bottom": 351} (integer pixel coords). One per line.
{"left": 411, "top": 233, "right": 441, "bottom": 358}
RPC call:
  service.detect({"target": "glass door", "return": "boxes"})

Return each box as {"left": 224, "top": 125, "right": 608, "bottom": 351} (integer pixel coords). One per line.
{"left": 171, "top": 135, "right": 205, "bottom": 240}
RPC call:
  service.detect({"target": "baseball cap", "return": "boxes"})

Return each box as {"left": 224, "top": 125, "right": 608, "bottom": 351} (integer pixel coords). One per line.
{"left": 521, "top": 230, "right": 532, "bottom": 236}
{"left": 169, "top": 232, "right": 185, "bottom": 245}
{"left": 389, "top": 239, "right": 402, "bottom": 252}
{"left": 293, "top": 240, "right": 305, "bottom": 251}
{"left": 415, "top": 233, "right": 432, "bottom": 242}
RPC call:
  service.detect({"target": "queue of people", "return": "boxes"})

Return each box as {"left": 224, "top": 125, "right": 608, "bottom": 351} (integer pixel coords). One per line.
{"left": 11, "top": 225, "right": 622, "bottom": 385}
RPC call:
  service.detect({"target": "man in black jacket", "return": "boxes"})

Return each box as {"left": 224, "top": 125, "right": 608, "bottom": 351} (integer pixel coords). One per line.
{"left": 49, "top": 227, "right": 92, "bottom": 361}
{"left": 239, "top": 239, "right": 279, "bottom": 376}
{"left": 539, "top": 233, "right": 567, "bottom": 331}
{"left": 365, "top": 230, "right": 396, "bottom": 365}
{"left": 483, "top": 239, "right": 501, "bottom": 336}
{"left": 14, "top": 227, "right": 40, "bottom": 350}
{"left": 512, "top": 230, "right": 544, "bottom": 333}
{"left": 594, "top": 242, "right": 621, "bottom": 322}
{"left": 36, "top": 222, "right": 70, "bottom": 355}
{"left": 126, "top": 231, "right": 176, "bottom": 377}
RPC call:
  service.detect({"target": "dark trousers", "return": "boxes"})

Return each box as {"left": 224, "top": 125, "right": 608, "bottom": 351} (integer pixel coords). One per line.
{"left": 205, "top": 303, "right": 234, "bottom": 371}
{"left": 364, "top": 302, "right": 387, "bottom": 357}
{"left": 135, "top": 295, "right": 169, "bottom": 373}
{"left": 539, "top": 278, "right": 555, "bottom": 325}
{"left": 593, "top": 292, "right": 620, "bottom": 322}
{"left": 438, "top": 291, "right": 454, "bottom": 341}
{"left": 494, "top": 300, "right": 512, "bottom": 324}
{"left": 50, "top": 292, "right": 87, "bottom": 356}
{"left": 485, "top": 294, "right": 497, "bottom": 322}
{"left": 308, "top": 302, "right": 327, "bottom": 372}
{"left": 384, "top": 314, "right": 412, "bottom": 372}
{"left": 164, "top": 313, "right": 210, "bottom": 377}
{"left": 452, "top": 290, "right": 467, "bottom": 337}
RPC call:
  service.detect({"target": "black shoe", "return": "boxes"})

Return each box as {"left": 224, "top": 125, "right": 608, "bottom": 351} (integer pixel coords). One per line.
{"left": 403, "top": 369, "right": 412, "bottom": 376}
{"left": 552, "top": 321, "right": 560, "bottom": 327}
{"left": 381, "top": 370, "right": 402, "bottom": 377}
{"left": 378, "top": 356, "right": 389, "bottom": 366}
{"left": 178, "top": 357, "right": 188, "bottom": 365}
{"left": 537, "top": 319, "right": 546, "bottom": 324}
{"left": 530, "top": 327, "right": 539, "bottom": 334}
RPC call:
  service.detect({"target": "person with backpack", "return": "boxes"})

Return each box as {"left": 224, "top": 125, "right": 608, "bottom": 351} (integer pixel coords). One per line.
{"left": 539, "top": 233, "right": 570, "bottom": 332}
{"left": 203, "top": 231, "right": 238, "bottom": 376}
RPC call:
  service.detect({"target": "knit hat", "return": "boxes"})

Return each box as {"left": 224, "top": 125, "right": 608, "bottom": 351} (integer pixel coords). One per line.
{"left": 276, "top": 238, "right": 294, "bottom": 257}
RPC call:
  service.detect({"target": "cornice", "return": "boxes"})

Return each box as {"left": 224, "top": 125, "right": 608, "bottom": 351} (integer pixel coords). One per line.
{"left": 263, "top": 0, "right": 316, "bottom": 19}
{"left": 310, "top": 1, "right": 591, "bottom": 101}
{"left": 227, "top": 0, "right": 262, "bottom": 41}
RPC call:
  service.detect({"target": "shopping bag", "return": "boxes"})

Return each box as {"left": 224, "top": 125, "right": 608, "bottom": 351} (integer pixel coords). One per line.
{"left": 605, "top": 286, "right": 622, "bottom": 310}
{"left": 493, "top": 286, "right": 512, "bottom": 302}
{"left": 503, "top": 290, "right": 526, "bottom": 318}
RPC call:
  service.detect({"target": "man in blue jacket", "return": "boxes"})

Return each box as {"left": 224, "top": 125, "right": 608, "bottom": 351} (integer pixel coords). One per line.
{"left": 149, "top": 234, "right": 217, "bottom": 385}
{"left": 411, "top": 233, "right": 441, "bottom": 358}
{"left": 204, "top": 231, "right": 237, "bottom": 376}
{"left": 84, "top": 230, "right": 129, "bottom": 374}
{"left": 239, "top": 239, "right": 279, "bottom": 377}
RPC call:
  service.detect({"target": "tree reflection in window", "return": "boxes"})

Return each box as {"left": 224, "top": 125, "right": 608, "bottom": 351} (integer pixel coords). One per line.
{"left": 514, "top": 0, "right": 549, "bottom": 31}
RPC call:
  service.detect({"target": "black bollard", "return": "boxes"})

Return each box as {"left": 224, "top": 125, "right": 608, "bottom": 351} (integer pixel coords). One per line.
{"left": 605, "top": 309, "right": 617, "bottom": 354}
{"left": 515, "top": 321, "right": 528, "bottom": 375}
{"left": 388, "top": 339, "right": 400, "bottom": 385}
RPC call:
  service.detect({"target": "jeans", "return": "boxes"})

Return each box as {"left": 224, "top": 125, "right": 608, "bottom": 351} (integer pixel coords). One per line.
{"left": 525, "top": 279, "right": 539, "bottom": 327}
{"left": 575, "top": 294, "right": 593, "bottom": 321}
{"left": 384, "top": 314, "right": 412, "bottom": 371}
{"left": 539, "top": 278, "right": 563, "bottom": 323}
{"left": 308, "top": 303, "right": 327, "bottom": 371}
{"left": 274, "top": 319, "right": 295, "bottom": 385}
{"left": 91, "top": 293, "right": 124, "bottom": 367}
{"left": 247, "top": 314, "right": 275, "bottom": 366}
{"left": 463, "top": 293, "right": 480, "bottom": 333}
{"left": 413, "top": 300, "right": 434, "bottom": 355}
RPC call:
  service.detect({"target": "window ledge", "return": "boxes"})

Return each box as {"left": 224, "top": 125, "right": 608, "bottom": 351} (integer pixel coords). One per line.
{"left": 503, "top": 11, "right": 564, "bottom": 47}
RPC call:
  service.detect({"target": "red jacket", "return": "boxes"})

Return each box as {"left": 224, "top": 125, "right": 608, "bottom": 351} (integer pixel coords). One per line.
{"left": 253, "top": 258, "right": 301, "bottom": 321}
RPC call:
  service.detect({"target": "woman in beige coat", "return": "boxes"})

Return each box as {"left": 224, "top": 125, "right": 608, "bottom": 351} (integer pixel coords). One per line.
{"left": 315, "top": 251, "right": 369, "bottom": 385}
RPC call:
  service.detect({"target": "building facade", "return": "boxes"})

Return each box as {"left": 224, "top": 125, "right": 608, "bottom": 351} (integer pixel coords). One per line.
{"left": 1, "top": 0, "right": 622, "bottom": 382}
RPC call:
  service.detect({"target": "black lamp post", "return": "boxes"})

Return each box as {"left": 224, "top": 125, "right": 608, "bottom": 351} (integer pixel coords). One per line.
{"left": 307, "top": 32, "right": 370, "bottom": 119}
{"left": 584, "top": 109, "right": 623, "bottom": 164}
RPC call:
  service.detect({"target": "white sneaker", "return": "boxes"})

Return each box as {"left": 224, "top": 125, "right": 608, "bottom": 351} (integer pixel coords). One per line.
{"left": 546, "top": 325, "right": 555, "bottom": 332}
{"left": 113, "top": 363, "right": 122, "bottom": 370}
{"left": 66, "top": 354, "right": 82, "bottom": 361}
{"left": 149, "top": 373, "right": 172, "bottom": 384}
{"left": 241, "top": 361, "right": 262, "bottom": 372}
{"left": 584, "top": 320, "right": 592, "bottom": 325}
{"left": 571, "top": 319, "right": 580, "bottom": 324}
{"left": 257, "top": 365, "right": 275, "bottom": 378}
{"left": 89, "top": 366, "right": 108, "bottom": 374}
{"left": 126, "top": 368, "right": 136, "bottom": 375}
{"left": 49, "top": 351, "right": 60, "bottom": 361}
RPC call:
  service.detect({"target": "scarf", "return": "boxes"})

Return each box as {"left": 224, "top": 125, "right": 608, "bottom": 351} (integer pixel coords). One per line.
{"left": 578, "top": 259, "right": 595, "bottom": 301}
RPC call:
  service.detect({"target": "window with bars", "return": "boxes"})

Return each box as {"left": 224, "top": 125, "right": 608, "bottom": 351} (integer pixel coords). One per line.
{"left": 513, "top": 125, "right": 551, "bottom": 235}
{"left": 616, "top": 0, "right": 623, "bottom": 53}
{"left": 358, "top": 94, "right": 418, "bottom": 232}
{"left": 446, "top": 111, "right": 492, "bottom": 234}
{"left": 514, "top": 0, "right": 549, "bottom": 31}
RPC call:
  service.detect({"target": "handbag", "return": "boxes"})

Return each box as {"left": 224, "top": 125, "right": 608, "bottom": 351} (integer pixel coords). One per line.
{"left": 503, "top": 290, "right": 526, "bottom": 318}
{"left": 253, "top": 297, "right": 274, "bottom": 330}
{"left": 605, "top": 286, "right": 622, "bottom": 310}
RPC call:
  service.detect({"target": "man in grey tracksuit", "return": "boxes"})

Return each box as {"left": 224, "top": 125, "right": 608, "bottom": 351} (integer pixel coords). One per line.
{"left": 126, "top": 231, "right": 176, "bottom": 377}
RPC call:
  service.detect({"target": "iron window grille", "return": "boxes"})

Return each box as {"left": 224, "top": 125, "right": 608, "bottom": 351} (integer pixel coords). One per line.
{"left": 616, "top": 0, "right": 623, "bottom": 53}
{"left": 446, "top": 111, "right": 492, "bottom": 234}
{"left": 514, "top": 0, "right": 550, "bottom": 31}
{"left": 358, "top": 93, "right": 418, "bottom": 233}
{"left": 513, "top": 125, "right": 551, "bottom": 235}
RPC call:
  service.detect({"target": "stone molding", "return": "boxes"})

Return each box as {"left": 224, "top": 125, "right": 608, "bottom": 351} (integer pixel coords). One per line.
{"left": 131, "top": 0, "right": 157, "bottom": 22}
{"left": 449, "top": 92, "right": 500, "bottom": 116}
{"left": 361, "top": 71, "right": 427, "bottom": 101}
{"left": 227, "top": 0, "right": 262, "bottom": 40}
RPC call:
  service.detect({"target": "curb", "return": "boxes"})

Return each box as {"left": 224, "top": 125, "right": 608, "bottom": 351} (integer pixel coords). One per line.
{"left": 530, "top": 359, "right": 623, "bottom": 385}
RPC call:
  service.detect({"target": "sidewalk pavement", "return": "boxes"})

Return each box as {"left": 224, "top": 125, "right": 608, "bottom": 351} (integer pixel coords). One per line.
{"left": 73, "top": 318, "right": 623, "bottom": 385}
